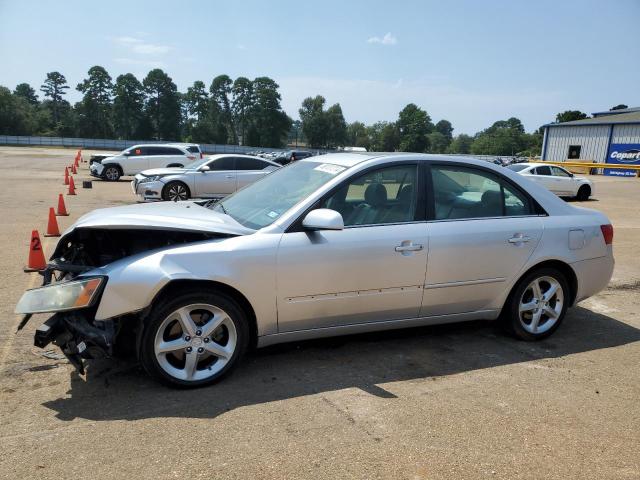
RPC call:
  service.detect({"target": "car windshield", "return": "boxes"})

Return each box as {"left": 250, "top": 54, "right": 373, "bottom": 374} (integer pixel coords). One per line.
{"left": 211, "top": 161, "right": 347, "bottom": 229}
{"left": 507, "top": 164, "right": 529, "bottom": 172}
{"left": 183, "top": 157, "right": 211, "bottom": 169}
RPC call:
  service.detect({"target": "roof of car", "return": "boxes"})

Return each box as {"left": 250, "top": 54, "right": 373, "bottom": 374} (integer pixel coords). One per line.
{"left": 128, "top": 144, "right": 189, "bottom": 150}
{"left": 301, "top": 152, "right": 513, "bottom": 169}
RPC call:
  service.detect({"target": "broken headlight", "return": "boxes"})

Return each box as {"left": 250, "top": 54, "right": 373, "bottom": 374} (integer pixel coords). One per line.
{"left": 15, "top": 277, "right": 106, "bottom": 314}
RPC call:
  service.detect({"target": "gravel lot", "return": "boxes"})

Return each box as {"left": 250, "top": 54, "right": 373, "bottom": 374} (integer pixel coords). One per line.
{"left": 0, "top": 147, "right": 638, "bottom": 480}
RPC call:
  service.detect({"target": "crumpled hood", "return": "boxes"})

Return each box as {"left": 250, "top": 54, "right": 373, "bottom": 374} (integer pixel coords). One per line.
{"left": 69, "top": 201, "right": 254, "bottom": 236}
{"left": 138, "top": 167, "right": 190, "bottom": 176}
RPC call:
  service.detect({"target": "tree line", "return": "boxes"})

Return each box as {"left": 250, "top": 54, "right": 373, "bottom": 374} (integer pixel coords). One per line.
{"left": 0, "top": 66, "right": 630, "bottom": 156}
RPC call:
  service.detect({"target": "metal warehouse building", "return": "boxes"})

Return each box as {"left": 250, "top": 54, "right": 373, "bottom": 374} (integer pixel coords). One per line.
{"left": 541, "top": 107, "right": 640, "bottom": 176}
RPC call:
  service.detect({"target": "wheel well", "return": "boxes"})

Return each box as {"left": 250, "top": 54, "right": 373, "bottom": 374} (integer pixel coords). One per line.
{"left": 509, "top": 260, "right": 578, "bottom": 306}
{"left": 147, "top": 279, "right": 258, "bottom": 347}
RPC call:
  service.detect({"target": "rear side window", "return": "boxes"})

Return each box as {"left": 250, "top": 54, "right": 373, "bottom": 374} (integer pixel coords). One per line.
{"left": 208, "top": 157, "right": 235, "bottom": 170}
{"left": 147, "top": 147, "right": 185, "bottom": 156}
{"left": 186, "top": 146, "right": 200, "bottom": 153}
{"left": 535, "top": 166, "right": 551, "bottom": 176}
{"left": 431, "top": 166, "right": 532, "bottom": 220}
{"left": 236, "top": 158, "right": 270, "bottom": 170}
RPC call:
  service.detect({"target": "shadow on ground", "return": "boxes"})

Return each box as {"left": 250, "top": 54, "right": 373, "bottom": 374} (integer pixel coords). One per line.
{"left": 43, "top": 306, "right": 640, "bottom": 421}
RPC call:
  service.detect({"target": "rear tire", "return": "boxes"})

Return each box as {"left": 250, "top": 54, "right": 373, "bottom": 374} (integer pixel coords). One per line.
{"left": 162, "top": 181, "right": 190, "bottom": 201}
{"left": 103, "top": 166, "right": 121, "bottom": 182}
{"left": 576, "top": 185, "right": 590, "bottom": 201}
{"left": 140, "top": 290, "right": 249, "bottom": 388}
{"left": 502, "top": 267, "right": 569, "bottom": 341}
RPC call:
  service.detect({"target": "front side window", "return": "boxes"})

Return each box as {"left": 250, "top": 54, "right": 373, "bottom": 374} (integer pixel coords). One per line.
{"left": 552, "top": 166, "right": 571, "bottom": 177}
{"left": 208, "top": 157, "right": 235, "bottom": 171}
{"left": 432, "top": 166, "right": 531, "bottom": 220}
{"left": 322, "top": 165, "right": 417, "bottom": 226}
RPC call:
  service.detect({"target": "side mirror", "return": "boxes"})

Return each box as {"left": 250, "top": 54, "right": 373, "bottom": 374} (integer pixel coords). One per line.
{"left": 199, "top": 165, "right": 210, "bottom": 172}
{"left": 302, "top": 209, "right": 344, "bottom": 231}
{"left": 123, "top": 151, "right": 131, "bottom": 156}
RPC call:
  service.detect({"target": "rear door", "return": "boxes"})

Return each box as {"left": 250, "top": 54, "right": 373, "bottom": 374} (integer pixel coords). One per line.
{"left": 528, "top": 165, "right": 558, "bottom": 194}
{"left": 147, "top": 146, "right": 186, "bottom": 168}
{"left": 235, "top": 157, "right": 278, "bottom": 189}
{"left": 421, "top": 164, "right": 543, "bottom": 317}
{"left": 193, "top": 156, "right": 236, "bottom": 197}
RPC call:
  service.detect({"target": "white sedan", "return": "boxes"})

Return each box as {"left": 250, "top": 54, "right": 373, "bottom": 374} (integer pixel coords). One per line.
{"left": 132, "top": 154, "right": 281, "bottom": 202}
{"left": 507, "top": 163, "right": 594, "bottom": 200}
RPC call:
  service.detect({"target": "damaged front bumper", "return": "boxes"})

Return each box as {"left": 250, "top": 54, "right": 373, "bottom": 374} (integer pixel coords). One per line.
{"left": 34, "top": 311, "right": 117, "bottom": 374}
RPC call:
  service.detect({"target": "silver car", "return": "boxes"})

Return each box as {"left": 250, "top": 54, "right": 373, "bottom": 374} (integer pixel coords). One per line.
{"left": 16, "top": 153, "right": 614, "bottom": 388}
{"left": 507, "top": 163, "right": 594, "bottom": 200}
{"left": 132, "top": 154, "right": 281, "bottom": 202}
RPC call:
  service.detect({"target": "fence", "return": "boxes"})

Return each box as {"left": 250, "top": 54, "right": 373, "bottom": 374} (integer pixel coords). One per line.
{"left": 0, "top": 135, "right": 327, "bottom": 155}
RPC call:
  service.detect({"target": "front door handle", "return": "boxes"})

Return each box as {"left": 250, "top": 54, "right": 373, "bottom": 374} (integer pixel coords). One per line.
{"left": 508, "top": 234, "right": 531, "bottom": 244}
{"left": 395, "top": 241, "right": 424, "bottom": 254}
{"left": 225, "top": 174, "right": 234, "bottom": 178}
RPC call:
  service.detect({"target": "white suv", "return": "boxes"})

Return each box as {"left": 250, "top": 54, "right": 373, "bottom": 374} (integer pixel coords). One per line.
{"left": 90, "top": 144, "right": 196, "bottom": 181}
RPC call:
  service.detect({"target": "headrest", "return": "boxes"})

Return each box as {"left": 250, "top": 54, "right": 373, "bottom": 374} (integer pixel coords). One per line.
{"left": 364, "top": 182, "right": 388, "bottom": 207}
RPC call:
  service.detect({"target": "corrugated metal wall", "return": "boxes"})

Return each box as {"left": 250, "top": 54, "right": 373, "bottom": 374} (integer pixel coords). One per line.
{"left": 612, "top": 125, "right": 640, "bottom": 143}
{"left": 545, "top": 126, "right": 610, "bottom": 162}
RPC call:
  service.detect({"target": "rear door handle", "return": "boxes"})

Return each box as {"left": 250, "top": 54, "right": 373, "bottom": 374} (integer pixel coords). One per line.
{"left": 395, "top": 242, "right": 423, "bottom": 253}
{"left": 225, "top": 175, "right": 234, "bottom": 178}
{"left": 508, "top": 234, "right": 531, "bottom": 244}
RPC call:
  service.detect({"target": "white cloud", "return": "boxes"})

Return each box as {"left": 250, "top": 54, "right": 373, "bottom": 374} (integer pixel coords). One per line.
{"left": 111, "top": 36, "right": 171, "bottom": 56}
{"left": 367, "top": 32, "right": 398, "bottom": 45}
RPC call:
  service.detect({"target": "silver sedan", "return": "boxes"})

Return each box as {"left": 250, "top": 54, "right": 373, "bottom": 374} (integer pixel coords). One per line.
{"left": 132, "top": 154, "right": 280, "bottom": 202}
{"left": 16, "top": 153, "right": 614, "bottom": 388}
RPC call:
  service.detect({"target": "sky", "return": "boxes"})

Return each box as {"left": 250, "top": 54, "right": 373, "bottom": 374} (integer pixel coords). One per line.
{"left": 1, "top": 0, "right": 639, "bottom": 134}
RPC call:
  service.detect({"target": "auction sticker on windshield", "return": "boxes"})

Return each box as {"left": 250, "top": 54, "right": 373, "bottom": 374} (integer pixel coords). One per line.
{"left": 314, "top": 164, "right": 346, "bottom": 175}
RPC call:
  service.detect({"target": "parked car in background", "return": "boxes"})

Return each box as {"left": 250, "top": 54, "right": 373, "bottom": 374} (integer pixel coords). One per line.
{"left": 17, "top": 153, "right": 614, "bottom": 388}
{"left": 132, "top": 154, "right": 280, "bottom": 201}
{"left": 170, "top": 143, "right": 203, "bottom": 160}
{"left": 274, "top": 150, "right": 315, "bottom": 165}
{"left": 90, "top": 144, "right": 196, "bottom": 181}
{"left": 507, "top": 163, "right": 594, "bottom": 200}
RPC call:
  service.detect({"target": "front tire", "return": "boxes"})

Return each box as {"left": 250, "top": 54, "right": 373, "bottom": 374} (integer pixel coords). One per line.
{"left": 162, "top": 181, "right": 190, "bottom": 201}
{"left": 576, "top": 185, "right": 591, "bottom": 201}
{"left": 140, "top": 290, "right": 249, "bottom": 388}
{"left": 103, "top": 166, "right": 121, "bottom": 182}
{"left": 502, "top": 267, "right": 569, "bottom": 341}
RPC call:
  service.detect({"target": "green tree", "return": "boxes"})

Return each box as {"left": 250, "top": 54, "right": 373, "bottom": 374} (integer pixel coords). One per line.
{"left": 231, "top": 77, "right": 253, "bottom": 144}
{"left": 0, "top": 86, "right": 38, "bottom": 135}
{"left": 299, "top": 95, "right": 328, "bottom": 148}
{"left": 470, "top": 117, "right": 528, "bottom": 156}
{"left": 113, "top": 73, "right": 146, "bottom": 139}
{"left": 40, "top": 71, "right": 69, "bottom": 127}
{"left": 143, "top": 69, "right": 181, "bottom": 140}
{"left": 13, "top": 83, "right": 38, "bottom": 105}
{"left": 366, "top": 121, "right": 400, "bottom": 151}
{"left": 397, "top": 103, "right": 432, "bottom": 152}
{"left": 76, "top": 66, "right": 114, "bottom": 138}
{"left": 427, "top": 131, "right": 449, "bottom": 153}
{"left": 555, "top": 110, "right": 587, "bottom": 123}
{"left": 434, "top": 119, "right": 453, "bottom": 140}
{"left": 325, "top": 103, "right": 347, "bottom": 148}
{"left": 185, "top": 80, "right": 209, "bottom": 121}
{"left": 447, "top": 134, "right": 473, "bottom": 154}
{"left": 250, "top": 77, "right": 291, "bottom": 147}
{"left": 210, "top": 75, "right": 236, "bottom": 144}
{"left": 346, "top": 121, "right": 369, "bottom": 149}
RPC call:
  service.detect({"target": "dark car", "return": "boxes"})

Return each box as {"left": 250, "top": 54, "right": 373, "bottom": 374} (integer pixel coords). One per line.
{"left": 275, "top": 150, "right": 314, "bottom": 165}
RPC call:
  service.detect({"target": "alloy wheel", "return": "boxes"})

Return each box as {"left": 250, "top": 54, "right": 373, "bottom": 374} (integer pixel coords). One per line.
{"left": 153, "top": 303, "right": 237, "bottom": 382}
{"left": 167, "top": 184, "right": 188, "bottom": 201}
{"left": 105, "top": 167, "right": 120, "bottom": 181}
{"left": 518, "top": 276, "right": 564, "bottom": 334}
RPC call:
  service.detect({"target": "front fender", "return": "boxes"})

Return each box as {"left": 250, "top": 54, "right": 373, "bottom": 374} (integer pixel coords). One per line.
{"left": 93, "top": 233, "right": 281, "bottom": 336}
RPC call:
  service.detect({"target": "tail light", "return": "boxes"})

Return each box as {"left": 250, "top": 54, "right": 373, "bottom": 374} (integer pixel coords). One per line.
{"left": 187, "top": 155, "right": 196, "bottom": 160}
{"left": 200, "top": 152, "right": 203, "bottom": 159}
{"left": 600, "top": 224, "right": 613, "bottom": 245}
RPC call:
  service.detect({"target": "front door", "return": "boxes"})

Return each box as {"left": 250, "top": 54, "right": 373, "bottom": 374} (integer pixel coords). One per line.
{"left": 276, "top": 164, "right": 428, "bottom": 332}
{"left": 421, "top": 164, "right": 543, "bottom": 316}
{"left": 122, "top": 146, "right": 149, "bottom": 175}
{"left": 194, "top": 156, "right": 237, "bottom": 197}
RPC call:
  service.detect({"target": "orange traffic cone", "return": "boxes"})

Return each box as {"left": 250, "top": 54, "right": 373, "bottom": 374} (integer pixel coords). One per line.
{"left": 63, "top": 167, "right": 69, "bottom": 185}
{"left": 44, "top": 208, "right": 61, "bottom": 237}
{"left": 57, "top": 194, "right": 69, "bottom": 216}
{"left": 71, "top": 163, "right": 78, "bottom": 175}
{"left": 68, "top": 176, "right": 76, "bottom": 195}
{"left": 24, "top": 230, "right": 47, "bottom": 272}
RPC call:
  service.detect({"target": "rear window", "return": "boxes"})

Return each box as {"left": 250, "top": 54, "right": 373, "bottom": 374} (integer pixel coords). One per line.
{"left": 236, "top": 158, "right": 271, "bottom": 170}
